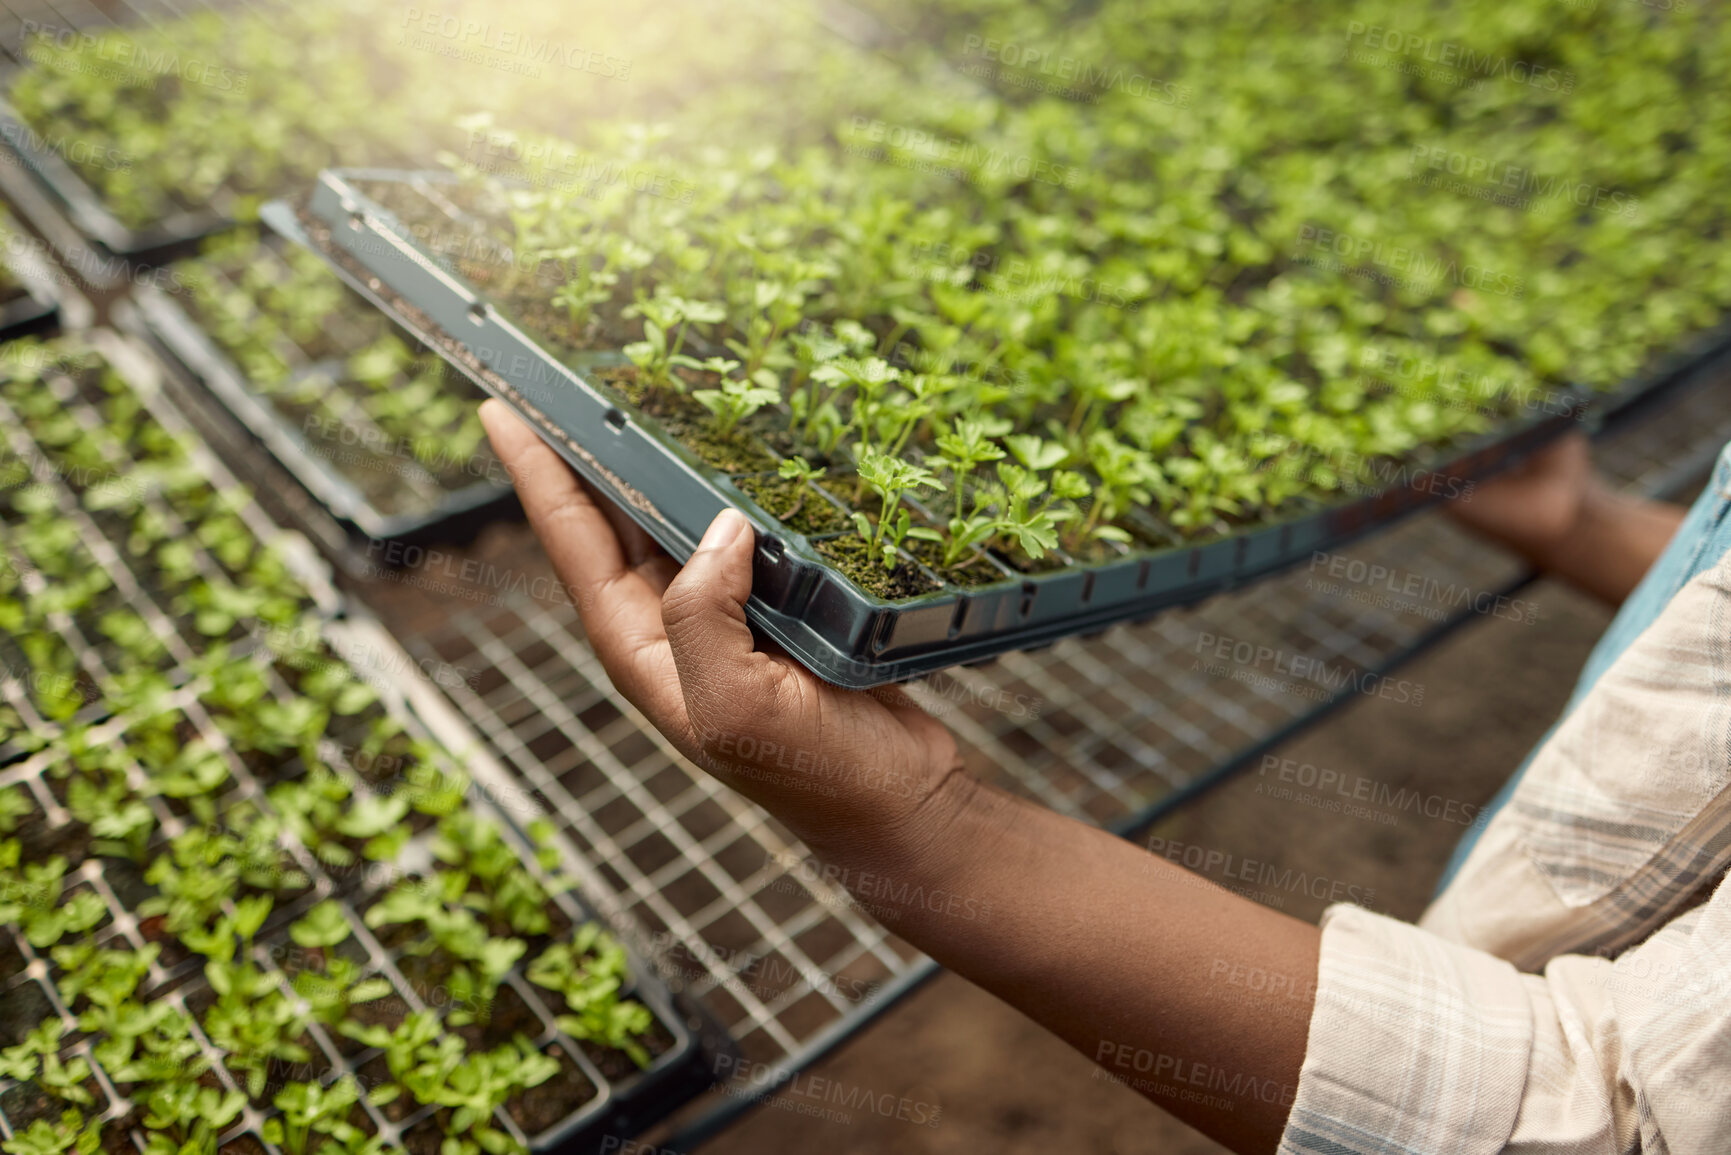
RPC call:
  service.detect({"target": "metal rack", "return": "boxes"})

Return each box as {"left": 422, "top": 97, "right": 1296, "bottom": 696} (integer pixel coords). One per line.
{"left": 372, "top": 367, "right": 1731, "bottom": 1148}
{"left": 0, "top": 0, "right": 247, "bottom": 72}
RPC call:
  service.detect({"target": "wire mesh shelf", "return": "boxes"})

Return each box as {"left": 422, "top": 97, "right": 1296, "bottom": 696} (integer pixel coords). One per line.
{"left": 367, "top": 368, "right": 1731, "bottom": 1145}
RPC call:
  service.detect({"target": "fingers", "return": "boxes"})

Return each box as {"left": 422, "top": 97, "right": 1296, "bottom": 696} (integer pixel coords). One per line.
{"left": 478, "top": 400, "right": 681, "bottom": 707}
{"left": 660, "top": 509, "right": 789, "bottom": 745}
{"left": 479, "top": 400, "right": 672, "bottom": 581}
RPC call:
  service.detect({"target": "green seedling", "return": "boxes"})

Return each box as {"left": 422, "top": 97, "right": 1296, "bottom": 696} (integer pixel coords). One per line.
{"left": 774, "top": 455, "right": 824, "bottom": 522}
{"left": 692, "top": 364, "right": 779, "bottom": 437}
{"left": 1, "top": 1110, "right": 100, "bottom": 1155}
{"left": 623, "top": 295, "right": 726, "bottom": 392}
{"left": 851, "top": 448, "right": 942, "bottom": 571}
{"left": 527, "top": 926, "right": 655, "bottom": 1068}
{"left": 262, "top": 1077, "right": 363, "bottom": 1155}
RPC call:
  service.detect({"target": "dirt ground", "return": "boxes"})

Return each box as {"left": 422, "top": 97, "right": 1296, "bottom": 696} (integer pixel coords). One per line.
{"left": 699, "top": 576, "right": 1614, "bottom": 1155}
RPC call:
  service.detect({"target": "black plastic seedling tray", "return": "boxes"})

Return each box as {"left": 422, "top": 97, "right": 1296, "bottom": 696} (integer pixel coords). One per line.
{"left": 0, "top": 266, "right": 55, "bottom": 338}
{"left": 0, "top": 330, "right": 340, "bottom": 766}
{"left": 0, "top": 98, "right": 225, "bottom": 269}
{"left": 0, "top": 331, "right": 731, "bottom": 1150}
{"left": 0, "top": 617, "right": 729, "bottom": 1155}
{"left": 0, "top": 205, "right": 81, "bottom": 339}
{"left": 284, "top": 168, "right": 1592, "bottom": 690}
{"left": 130, "top": 229, "right": 517, "bottom": 550}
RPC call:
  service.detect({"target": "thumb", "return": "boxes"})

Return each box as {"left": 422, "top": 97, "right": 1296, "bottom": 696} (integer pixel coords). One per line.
{"left": 661, "top": 509, "right": 785, "bottom": 740}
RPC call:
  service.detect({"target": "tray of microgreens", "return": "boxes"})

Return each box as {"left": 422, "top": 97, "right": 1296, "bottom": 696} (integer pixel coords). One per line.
{"left": 0, "top": 5, "right": 453, "bottom": 264}
{"left": 0, "top": 0, "right": 884, "bottom": 271}
{"left": 281, "top": 163, "right": 1590, "bottom": 688}
{"left": 129, "top": 228, "right": 515, "bottom": 548}
{"left": 0, "top": 332, "right": 727, "bottom": 1155}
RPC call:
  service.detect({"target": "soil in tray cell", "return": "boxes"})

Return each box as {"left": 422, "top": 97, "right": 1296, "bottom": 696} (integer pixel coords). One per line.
{"left": 452, "top": 984, "right": 548, "bottom": 1051}
{"left": 0, "top": 933, "right": 25, "bottom": 987}
{"left": 905, "top": 533, "right": 1012, "bottom": 589}
{"left": 578, "top": 1010, "right": 675, "bottom": 1083}
{"left": 591, "top": 366, "right": 780, "bottom": 474}
{"left": 0, "top": 1077, "right": 108, "bottom": 1135}
{"left": 814, "top": 533, "right": 941, "bottom": 600}
{"left": 733, "top": 473, "right": 852, "bottom": 536}
{"left": 0, "top": 979, "right": 56, "bottom": 1049}
{"left": 19, "top": 813, "right": 91, "bottom": 869}
{"left": 506, "top": 1044, "right": 598, "bottom": 1137}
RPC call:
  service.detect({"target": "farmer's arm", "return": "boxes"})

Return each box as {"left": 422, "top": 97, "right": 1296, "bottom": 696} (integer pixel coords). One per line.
{"left": 480, "top": 401, "right": 1316, "bottom": 1155}
{"left": 1448, "top": 432, "right": 1684, "bottom": 606}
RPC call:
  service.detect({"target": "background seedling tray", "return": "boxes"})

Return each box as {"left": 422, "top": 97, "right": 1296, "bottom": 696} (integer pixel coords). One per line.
{"left": 0, "top": 329, "right": 338, "bottom": 765}
{"left": 129, "top": 229, "right": 517, "bottom": 552}
{"left": 0, "top": 257, "right": 55, "bottom": 339}
{"left": 0, "top": 97, "right": 224, "bottom": 267}
{"left": 284, "top": 170, "right": 1594, "bottom": 689}
{"left": 0, "top": 330, "right": 732, "bottom": 1151}
{"left": 0, "top": 204, "right": 85, "bottom": 339}
{"left": 0, "top": 615, "right": 726, "bottom": 1155}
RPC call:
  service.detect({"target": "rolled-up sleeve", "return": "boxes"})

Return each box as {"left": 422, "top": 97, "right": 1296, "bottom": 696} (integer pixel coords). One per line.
{"left": 1280, "top": 876, "right": 1731, "bottom": 1154}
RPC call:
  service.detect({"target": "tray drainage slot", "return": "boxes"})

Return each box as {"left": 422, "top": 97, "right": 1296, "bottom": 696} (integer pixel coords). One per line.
{"left": 604, "top": 407, "right": 628, "bottom": 432}
{"left": 870, "top": 612, "right": 897, "bottom": 655}
{"left": 947, "top": 597, "right": 968, "bottom": 639}
{"left": 467, "top": 302, "right": 489, "bottom": 326}
{"left": 1019, "top": 581, "right": 1037, "bottom": 618}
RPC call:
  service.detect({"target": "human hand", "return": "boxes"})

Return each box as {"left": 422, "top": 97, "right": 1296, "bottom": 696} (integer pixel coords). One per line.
{"left": 1446, "top": 431, "right": 1598, "bottom": 566}
{"left": 478, "top": 400, "right": 966, "bottom": 857}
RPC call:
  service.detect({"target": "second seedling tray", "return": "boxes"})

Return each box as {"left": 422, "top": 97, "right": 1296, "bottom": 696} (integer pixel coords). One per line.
{"left": 0, "top": 98, "right": 226, "bottom": 270}
{"left": 283, "top": 169, "right": 1589, "bottom": 689}
{"left": 130, "top": 230, "right": 517, "bottom": 550}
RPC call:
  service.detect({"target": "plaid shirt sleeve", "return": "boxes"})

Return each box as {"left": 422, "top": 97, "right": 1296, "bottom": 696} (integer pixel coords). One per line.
{"left": 1280, "top": 547, "right": 1731, "bottom": 1155}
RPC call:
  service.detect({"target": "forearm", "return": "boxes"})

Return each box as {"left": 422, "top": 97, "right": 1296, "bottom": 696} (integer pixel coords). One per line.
{"left": 1531, "top": 483, "right": 1684, "bottom": 606}
{"left": 798, "top": 774, "right": 1319, "bottom": 1155}
{"left": 1445, "top": 433, "right": 1684, "bottom": 608}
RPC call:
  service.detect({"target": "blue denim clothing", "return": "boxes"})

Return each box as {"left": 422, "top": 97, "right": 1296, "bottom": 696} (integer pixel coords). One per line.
{"left": 1436, "top": 439, "right": 1731, "bottom": 892}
